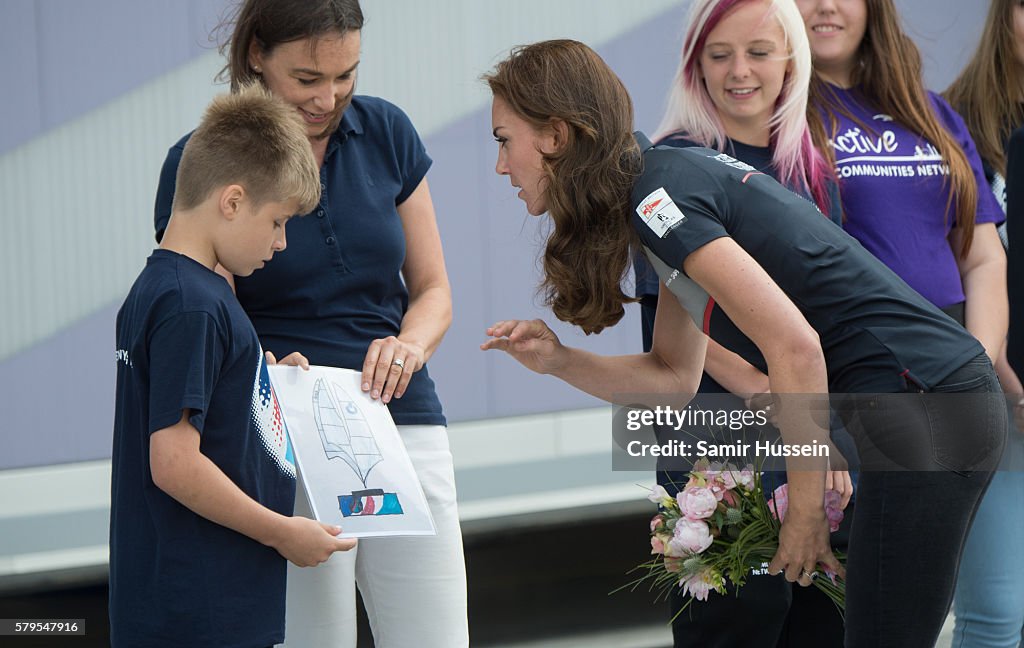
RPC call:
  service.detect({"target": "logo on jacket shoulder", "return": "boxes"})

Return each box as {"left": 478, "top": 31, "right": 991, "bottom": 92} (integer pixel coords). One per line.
{"left": 710, "top": 153, "right": 756, "bottom": 172}
{"left": 637, "top": 187, "right": 686, "bottom": 238}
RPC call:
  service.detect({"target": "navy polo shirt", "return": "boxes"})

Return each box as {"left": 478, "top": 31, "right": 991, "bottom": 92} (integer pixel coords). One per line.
{"left": 156, "top": 96, "right": 445, "bottom": 425}
{"left": 633, "top": 133, "right": 844, "bottom": 395}
{"left": 635, "top": 133, "right": 843, "bottom": 300}
{"left": 631, "top": 132, "right": 984, "bottom": 394}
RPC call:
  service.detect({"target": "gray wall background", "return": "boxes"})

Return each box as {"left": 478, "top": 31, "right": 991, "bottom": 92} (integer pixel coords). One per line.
{"left": 0, "top": 0, "right": 990, "bottom": 470}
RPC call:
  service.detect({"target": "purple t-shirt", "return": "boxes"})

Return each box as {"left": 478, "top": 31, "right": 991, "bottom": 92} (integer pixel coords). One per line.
{"left": 823, "top": 85, "right": 1004, "bottom": 308}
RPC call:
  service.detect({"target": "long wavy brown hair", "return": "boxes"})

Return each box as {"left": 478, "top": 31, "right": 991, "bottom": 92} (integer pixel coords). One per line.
{"left": 809, "top": 0, "right": 979, "bottom": 256}
{"left": 945, "top": 0, "right": 1024, "bottom": 179}
{"left": 483, "top": 40, "right": 643, "bottom": 334}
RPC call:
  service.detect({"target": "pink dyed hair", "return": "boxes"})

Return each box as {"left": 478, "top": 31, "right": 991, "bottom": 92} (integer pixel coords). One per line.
{"left": 655, "top": 0, "right": 834, "bottom": 214}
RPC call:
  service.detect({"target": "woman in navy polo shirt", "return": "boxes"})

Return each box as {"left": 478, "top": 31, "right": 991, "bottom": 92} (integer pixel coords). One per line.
{"left": 636, "top": 1, "right": 852, "bottom": 645}
{"left": 154, "top": 1, "right": 465, "bottom": 646}
{"left": 480, "top": 39, "right": 1005, "bottom": 647}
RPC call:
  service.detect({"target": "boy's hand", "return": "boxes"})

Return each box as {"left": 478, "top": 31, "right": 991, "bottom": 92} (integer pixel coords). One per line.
{"left": 265, "top": 350, "right": 310, "bottom": 370}
{"left": 274, "top": 517, "right": 357, "bottom": 567}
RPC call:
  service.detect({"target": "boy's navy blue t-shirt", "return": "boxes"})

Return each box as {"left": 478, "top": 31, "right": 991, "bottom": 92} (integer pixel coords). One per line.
{"left": 110, "top": 249, "right": 296, "bottom": 648}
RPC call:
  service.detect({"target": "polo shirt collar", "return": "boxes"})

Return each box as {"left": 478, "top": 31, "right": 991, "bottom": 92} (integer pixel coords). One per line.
{"left": 325, "top": 104, "right": 364, "bottom": 159}
{"left": 340, "top": 103, "right": 363, "bottom": 137}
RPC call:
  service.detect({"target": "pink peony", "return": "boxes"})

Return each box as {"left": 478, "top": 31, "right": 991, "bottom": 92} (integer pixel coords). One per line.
{"left": 691, "top": 458, "right": 712, "bottom": 475}
{"left": 823, "top": 490, "right": 845, "bottom": 532}
{"left": 678, "top": 486, "right": 718, "bottom": 520}
{"left": 716, "top": 468, "right": 738, "bottom": 491}
{"left": 737, "top": 467, "right": 755, "bottom": 490}
{"left": 650, "top": 514, "right": 666, "bottom": 533}
{"left": 678, "top": 567, "right": 720, "bottom": 602}
{"left": 721, "top": 489, "right": 739, "bottom": 508}
{"left": 660, "top": 532, "right": 682, "bottom": 557}
{"left": 702, "top": 461, "right": 724, "bottom": 481}
{"left": 769, "top": 484, "right": 845, "bottom": 533}
{"left": 768, "top": 484, "right": 790, "bottom": 521}
{"left": 670, "top": 519, "right": 714, "bottom": 555}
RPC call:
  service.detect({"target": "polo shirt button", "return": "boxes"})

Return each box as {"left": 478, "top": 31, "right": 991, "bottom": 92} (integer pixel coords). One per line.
{"left": 326, "top": 236, "right": 336, "bottom": 245}
{"left": 317, "top": 209, "right": 325, "bottom": 218}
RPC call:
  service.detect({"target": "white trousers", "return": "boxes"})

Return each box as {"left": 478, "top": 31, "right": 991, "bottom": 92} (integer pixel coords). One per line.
{"left": 279, "top": 425, "right": 468, "bottom": 648}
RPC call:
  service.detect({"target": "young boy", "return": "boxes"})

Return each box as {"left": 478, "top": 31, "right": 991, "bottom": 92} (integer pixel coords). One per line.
{"left": 109, "top": 83, "right": 356, "bottom": 647}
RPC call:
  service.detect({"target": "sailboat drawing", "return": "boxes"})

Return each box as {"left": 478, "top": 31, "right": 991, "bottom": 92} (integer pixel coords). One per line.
{"left": 312, "top": 378, "right": 404, "bottom": 517}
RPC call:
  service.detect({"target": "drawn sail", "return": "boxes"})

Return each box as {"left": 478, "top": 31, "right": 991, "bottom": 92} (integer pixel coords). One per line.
{"left": 312, "top": 378, "right": 382, "bottom": 486}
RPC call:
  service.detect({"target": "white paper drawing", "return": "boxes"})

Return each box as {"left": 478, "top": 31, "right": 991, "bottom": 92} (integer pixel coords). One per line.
{"left": 312, "top": 378, "right": 403, "bottom": 517}
{"left": 268, "top": 365, "right": 436, "bottom": 538}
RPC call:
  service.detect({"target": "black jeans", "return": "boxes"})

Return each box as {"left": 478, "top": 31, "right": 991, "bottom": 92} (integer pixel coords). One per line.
{"left": 837, "top": 354, "right": 1006, "bottom": 647}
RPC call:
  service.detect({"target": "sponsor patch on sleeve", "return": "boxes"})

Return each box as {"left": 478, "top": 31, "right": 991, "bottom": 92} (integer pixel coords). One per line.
{"left": 636, "top": 187, "right": 687, "bottom": 238}
{"left": 710, "top": 153, "right": 756, "bottom": 171}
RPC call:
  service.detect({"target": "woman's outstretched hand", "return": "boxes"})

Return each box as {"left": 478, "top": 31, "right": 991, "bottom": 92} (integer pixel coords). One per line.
{"left": 481, "top": 319, "right": 568, "bottom": 375}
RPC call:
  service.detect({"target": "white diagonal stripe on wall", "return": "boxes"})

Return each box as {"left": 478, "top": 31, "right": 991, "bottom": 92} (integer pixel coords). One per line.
{"left": 0, "top": 0, "right": 684, "bottom": 362}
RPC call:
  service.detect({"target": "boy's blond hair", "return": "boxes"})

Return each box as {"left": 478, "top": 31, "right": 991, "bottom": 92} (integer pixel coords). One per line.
{"left": 173, "top": 82, "right": 320, "bottom": 215}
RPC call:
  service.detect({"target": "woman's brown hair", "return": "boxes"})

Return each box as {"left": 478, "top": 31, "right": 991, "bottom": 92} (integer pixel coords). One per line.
{"left": 810, "top": 0, "right": 979, "bottom": 256}
{"left": 217, "top": 0, "right": 364, "bottom": 90}
{"left": 483, "top": 40, "right": 643, "bottom": 334}
{"left": 945, "top": 0, "right": 1024, "bottom": 179}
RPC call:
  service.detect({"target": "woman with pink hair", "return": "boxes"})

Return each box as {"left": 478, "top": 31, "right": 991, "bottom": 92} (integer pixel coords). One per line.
{"left": 655, "top": 0, "right": 833, "bottom": 207}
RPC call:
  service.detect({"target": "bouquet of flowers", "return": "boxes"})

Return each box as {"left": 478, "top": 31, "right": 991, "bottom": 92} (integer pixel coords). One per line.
{"left": 627, "top": 459, "right": 845, "bottom": 616}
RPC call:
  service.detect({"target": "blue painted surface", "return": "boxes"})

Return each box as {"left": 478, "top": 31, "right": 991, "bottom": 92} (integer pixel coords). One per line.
{"left": 0, "top": 1, "right": 43, "bottom": 153}
{"left": 424, "top": 109, "right": 494, "bottom": 422}
{"left": 1, "top": 303, "right": 117, "bottom": 469}
{"left": 0, "top": 0, "right": 232, "bottom": 154}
